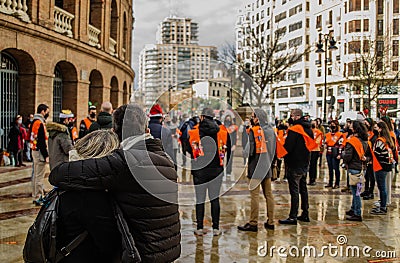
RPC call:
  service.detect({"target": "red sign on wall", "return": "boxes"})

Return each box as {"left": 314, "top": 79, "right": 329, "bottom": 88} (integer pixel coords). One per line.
{"left": 377, "top": 98, "right": 398, "bottom": 108}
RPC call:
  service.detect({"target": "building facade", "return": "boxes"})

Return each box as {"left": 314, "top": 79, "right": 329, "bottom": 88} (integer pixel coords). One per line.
{"left": 139, "top": 16, "right": 218, "bottom": 109}
{"left": 0, "top": 0, "right": 135, "bottom": 148}
{"left": 236, "top": 0, "right": 400, "bottom": 120}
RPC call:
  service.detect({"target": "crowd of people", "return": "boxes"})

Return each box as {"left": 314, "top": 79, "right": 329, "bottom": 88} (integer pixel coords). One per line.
{"left": 5, "top": 100, "right": 397, "bottom": 262}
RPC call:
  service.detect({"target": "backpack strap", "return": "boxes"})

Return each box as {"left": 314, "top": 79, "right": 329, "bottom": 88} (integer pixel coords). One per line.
{"left": 55, "top": 230, "right": 89, "bottom": 262}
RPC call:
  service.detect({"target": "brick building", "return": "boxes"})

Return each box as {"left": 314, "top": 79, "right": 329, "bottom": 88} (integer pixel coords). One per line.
{"left": 0, "top": 0, "right": 135, "bottom": 148}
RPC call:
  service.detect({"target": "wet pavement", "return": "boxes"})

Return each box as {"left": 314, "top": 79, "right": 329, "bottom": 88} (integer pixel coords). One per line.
{"left": 0, "top": 158, "right": 400, "bottom": 262}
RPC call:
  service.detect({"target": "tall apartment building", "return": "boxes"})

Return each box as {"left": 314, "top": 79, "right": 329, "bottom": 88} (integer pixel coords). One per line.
{"left": 236, "top": 0, "right": 311, "bottom": 119}
{"left": 139, "top": 16, "right": 218, "bottom": 109}
{"left": 236, "top": 0, "right": 400, "bottom": 119}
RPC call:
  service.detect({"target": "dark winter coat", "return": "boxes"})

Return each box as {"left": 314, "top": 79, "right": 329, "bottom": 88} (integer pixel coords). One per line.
{"left": 342, "top": 136, "right": 370, "bottom": 171}
{"left": 7, "top": 123, "right": 23, "bottom": 152}
{"left": 49, "top": 138, "right": 181, "bottom": 263}
{"left": 148, "top": 118, "right": 174, "bottom": 159}
{"left": 247, "top": 123, "right": 275, "bottom": 179}
{"left": 192, "top": 118, "right": 224, "bottom": 184}
{"left": 57, "top": 191, "right": 122, "bottom": 263}
{"left": 284, "top": 118, "right": 314, "bottom": 169}
{"left": 89, "top": 112, "right": 113, "bottom": 132}
{"left": 47, "top": 122, "right": 74, "bottom": 170}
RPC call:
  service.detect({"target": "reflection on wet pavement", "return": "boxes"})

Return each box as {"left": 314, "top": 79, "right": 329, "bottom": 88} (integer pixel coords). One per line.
{"left": 0, "top": 159, "right": 399, "bottom": 262}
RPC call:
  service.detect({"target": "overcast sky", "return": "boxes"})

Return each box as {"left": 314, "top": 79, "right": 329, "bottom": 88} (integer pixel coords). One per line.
{"left": 133, "top": 0, "right": 244, "bottom": 79}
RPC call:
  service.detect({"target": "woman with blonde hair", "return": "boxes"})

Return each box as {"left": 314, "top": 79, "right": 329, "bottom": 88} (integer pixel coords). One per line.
{"left": 56, "top": 129, "right": 123, "bottom": 262}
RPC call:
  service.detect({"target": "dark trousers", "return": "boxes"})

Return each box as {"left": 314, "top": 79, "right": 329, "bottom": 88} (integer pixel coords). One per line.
{"left": 326, "top": 154, "right": 340, "bottom": 186}
{"left": 173, "top": 149, "right": 178, "bottom": 171}
{"left": 364, "top": 164, "right": 375, "bottom": 194}
{"left": 287, "top": 167, "right": 309, "bottom": 219}
{"left": 309, "top": 151, "right": 319, "bottom": 183}
{"left": 181, "top": 140, "right": 190, "bottom": 165}
{"left": 194, "top": 176, "right": 223, "bottom": 230}
{"left": 11, "top": 149, "right": 23, "bottom": 166}
{"left": 375, "top": 170, "right": 388, "bottom": 208}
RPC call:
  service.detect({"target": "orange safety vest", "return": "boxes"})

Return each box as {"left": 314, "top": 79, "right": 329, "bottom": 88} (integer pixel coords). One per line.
{"left": 347, "top": 136, "right": 365, "bottom": 159}
{"left": 83, "top": 118, "right": 93, "bottom": 130}
{"left": 276, "top": 137, "right": 288, "bottom": 158}
{"left": 250, "top": 126, "right": 267, "bottom": 154}
{"left": 313, "top": 128, "right": 323, "bottom": 146}
{"left": 227, "top": 124, "right": 238, "bottom": 134}
{"left": 325, "top": 132, "right": 343, "bottom": 147}
{"left": 30, "top": 119, "right": 48, "bottom": 150}
{"left": 71, "top": 127, "right": 78, "bottom": 141}
{"left": 188, "top": 124, "right": 227, "bottom": 166}
{"left": 288, "top": 124, "right": 319, "bottom": 152}
{"left": 368, "top": 131, "right": 375, "bottom": 141}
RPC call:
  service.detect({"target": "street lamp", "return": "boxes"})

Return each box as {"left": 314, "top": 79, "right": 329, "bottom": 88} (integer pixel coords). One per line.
{"left": 316, "top": 32, "right": 338, "bottom": 123}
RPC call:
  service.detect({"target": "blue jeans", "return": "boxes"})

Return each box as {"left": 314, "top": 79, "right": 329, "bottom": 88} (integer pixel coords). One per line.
{"left": 349, "top": 169, "right": 362, "bottom": 216}
{"left": 326, "top": 154, "right": 340, "bottom": 186}
{"left": 375, "top": 170, "right": 388, "bottom": 209}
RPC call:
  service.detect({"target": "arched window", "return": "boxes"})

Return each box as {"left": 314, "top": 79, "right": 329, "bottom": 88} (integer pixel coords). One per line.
{"left": 0, "top": 52, "right": 18, "bottom": 149}
{"left": 110, "top": 0, "right": 118, "bottom": 40}
{"left": 53, "top": 66, "right": 63, "bottom": 123}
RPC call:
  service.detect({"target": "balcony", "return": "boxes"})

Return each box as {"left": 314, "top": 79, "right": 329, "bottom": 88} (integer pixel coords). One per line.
{"left": 54, "top": 6, "right": 74, "bottom": 37}
{"left": 0, "top": 0, "right": 30, "bottom": 22}
{"left": 88, "top": 24, "right": 101, "bottom": 48}
{"left": 109, "top": 37, "right": 117, "bottom": 56}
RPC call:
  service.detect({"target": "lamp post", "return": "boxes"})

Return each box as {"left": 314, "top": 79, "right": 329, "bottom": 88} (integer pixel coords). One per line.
{"left": 316, "top": 32, "right": 338, "bottom": 123}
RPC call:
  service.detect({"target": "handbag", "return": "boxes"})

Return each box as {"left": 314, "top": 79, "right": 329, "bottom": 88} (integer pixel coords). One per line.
{"left": 349, "top": 171, "right": 365, "bottom": 186}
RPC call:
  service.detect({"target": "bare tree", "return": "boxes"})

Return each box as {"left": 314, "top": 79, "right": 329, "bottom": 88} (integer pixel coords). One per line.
{"left": 239, "top": 27, "right": 311, "bottom": 106}
{"left": 345, "top": 36, "right": 399, "bottom": 117}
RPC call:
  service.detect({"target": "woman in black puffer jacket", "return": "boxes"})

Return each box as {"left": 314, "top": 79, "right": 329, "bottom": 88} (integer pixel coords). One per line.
{"left": 50, "top": 104, "right": 181, "bottom": 263}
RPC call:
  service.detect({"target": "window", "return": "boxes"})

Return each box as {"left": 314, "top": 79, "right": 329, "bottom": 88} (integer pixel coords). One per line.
{"left": 377, "top": 61, "right": 383, "bottom": 71}
{"left": 289, "top": 21, "right": 302, "bottom": 32}
{"left": 276, "top": 42, "right": 287, "bottom": 51}
{"left": 363, "top": 19, "right": 369, "bottom": 31}
{"left": 377, "top": 20, "right": 384, "bottom": 35}
{"left": 317, "top": 89, "right": 323, "bottom": 97}
{"left": 306, "top": 1, "right": 310, "bottom": 11}
{"left": 289, "top": 36, "right": 302, "bottom": 48}
{"left": 261, "top": 10, "right": 265, "bottom": 19}
{"left": 349, "top": 0, "right": 362, "bottom": 11}
{"left": 317, "top": 69, "right": 322, "bottom": 77}
{"left": 378, "top": 0, "right": 383, "bottom": 14}
{"left": 275, "top": 11, "right": 287, "bottom": 23}
{"left": 393, "top": 40, "right": 399, "bottom": 56}
{"left": 328, "top": 10, "right": 333, "bottom": 25}
{"left": 305, "top": 68, "right": 309, "bottom": 78}
{"left": 319, "top": 0, "right": 322, "bottom": 5}
{"left": 377, "top": 41, "right": 384, "bottom": 56}
{"left": 364, "top": 0, "right": 369, "bottom": 10}
{"left": 316, "top": 15, "right": 322, "bottom": 29}
{"left": 306, "top": 18, "right": 310, "bottom": 28}
{"left": 394, "top": 19, "right": 399, "bottom": 35}
{"left": 348, "top": 62, "right": 361, "bottom": 76}
{"left": 277, "top": 89, "right": 288, "bottom": 98}
{"left": 393, "top": 61, "right": 399, "bottom": 71}
{"left": 395, "top": 0, "right": 399, "bottom": 13}
{"left": 363, "top": 40, "right": 369, "bottom": 52}
{"left": 288, "top": 70, "right": 302, "bottom": 82}
{"left": 290, "top": 87, "right": 304, "bottom": 97}
{"left": 348, "top": 20, "right": 362, "bottom": 32}
{"left": 289, "top": 4, "right": 302, "bottom": 17}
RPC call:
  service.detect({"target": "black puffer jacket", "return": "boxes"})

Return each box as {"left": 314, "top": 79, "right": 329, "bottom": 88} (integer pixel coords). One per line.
{"left": 89, "top": 112, "right": 113, "bottom": 132}
{"left": 49, "top": 138, "right": 181, "bottom": 263}
{"left": 192, "top": 118, "right": 224, "bottom": 183}
{"left": 284, "top": 118, "right": 314, "bottom": 169}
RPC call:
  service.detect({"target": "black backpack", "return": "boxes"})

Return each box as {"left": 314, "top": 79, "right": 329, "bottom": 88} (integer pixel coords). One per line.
{"left": 23, "top": 189, "right": 88, "bottom": 263}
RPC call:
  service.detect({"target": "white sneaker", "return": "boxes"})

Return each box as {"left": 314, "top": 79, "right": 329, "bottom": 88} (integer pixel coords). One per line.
{"left": 194, "top": 229, "right": 204, "bottom": 236}
{"left": 213, "top": 229, "right": 221, "bottom": 236}
{"left": 373, "top": 201, "right": 381, "bottom": 208}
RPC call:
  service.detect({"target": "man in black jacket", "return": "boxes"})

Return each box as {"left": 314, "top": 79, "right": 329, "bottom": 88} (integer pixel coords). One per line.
{"left": 279, "top": 109, "right": 314, "bottom": 225}
{"left": 88, "top": 101, "right": 113, "bottom": 132}
{"left": 50, "top": 103, "right": 181, "bottom": 263}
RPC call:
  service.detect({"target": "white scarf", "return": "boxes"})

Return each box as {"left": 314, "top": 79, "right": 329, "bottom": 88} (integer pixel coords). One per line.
{"left": 120, "top": 133, "right": 154, "bottom": 151}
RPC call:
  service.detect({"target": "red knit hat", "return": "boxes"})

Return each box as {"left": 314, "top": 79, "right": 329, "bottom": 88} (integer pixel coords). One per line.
{"left": 149, "top": 104, "right": 163, "bottom": 117}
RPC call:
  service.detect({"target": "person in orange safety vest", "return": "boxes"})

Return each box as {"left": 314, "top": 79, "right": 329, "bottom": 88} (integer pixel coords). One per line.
{"left": 189, "top": 108, "right": 228, "bottom": 237}
{"left": 79, "top": 105, "right": 97, "bottom": 138}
